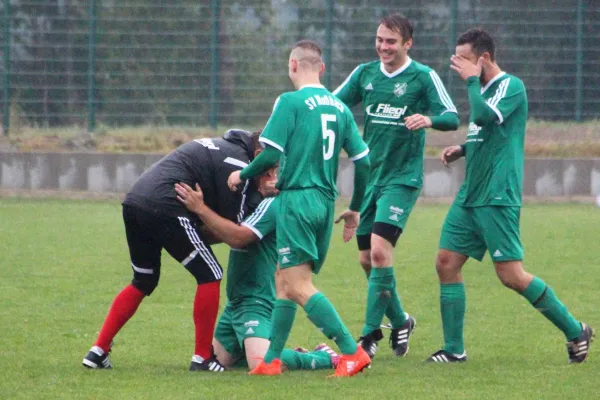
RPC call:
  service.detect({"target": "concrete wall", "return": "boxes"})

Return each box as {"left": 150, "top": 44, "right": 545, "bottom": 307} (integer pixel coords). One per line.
{"left": 1, "top": 152, "right": 600, "bottom": 198}
{"left": 337, "top": 157, "right": 600, "bottom": 198}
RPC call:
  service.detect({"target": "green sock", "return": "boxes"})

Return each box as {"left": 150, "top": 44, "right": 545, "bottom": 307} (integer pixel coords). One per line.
{"left": 305, "top": 292, "right": 357, "bottom": 355}
{"left": 440, "top": 283, "right": 466, "bottom": 355}
{"left": 364, "top": 268, "right": 406, "bottom": 328}
{"left": 521, "top": 277, "right": 582, "bottom": 340}
{"left": 361, "top": 267, "right": 394, "bottom": 335}
{"left": 280, "top": 349, "right": 333, "bottom": 370}
{"left": 387, "top": 276, "right": 407, "bottom": 328}
{"left": 264, "top": 299, "right": 297, "bottom": 363}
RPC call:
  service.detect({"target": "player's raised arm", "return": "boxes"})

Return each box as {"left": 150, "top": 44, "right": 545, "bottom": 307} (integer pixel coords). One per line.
{"left": 451, "top": 55, "right": 525, "bottom": 127}
{"left": 228, "top": 97, "right": 292, "bottom": 191}
{"left": 176, "top": 182, "right": 259, "bottom": 248}
{"left": 228, "top": 145, "right": 280, "bottom": 191}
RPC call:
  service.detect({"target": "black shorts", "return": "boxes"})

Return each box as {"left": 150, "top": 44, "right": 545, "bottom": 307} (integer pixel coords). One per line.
{"left": 122, "top": 204, "right": 222, "bottom": 285}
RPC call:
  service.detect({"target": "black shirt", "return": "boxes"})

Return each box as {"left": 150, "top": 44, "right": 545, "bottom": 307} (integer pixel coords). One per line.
{"left": 123, "top": 131, "right": 258, "bottom": 223}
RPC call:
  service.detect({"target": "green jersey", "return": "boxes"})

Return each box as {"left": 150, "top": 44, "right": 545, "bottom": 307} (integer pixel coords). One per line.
{"left": 334, "top": 58, "right": 458, "bottom": 188}
{"left": 455, "top": 73, "right": 527, "bottom": 207}
{"left": 226, "top": 197, "right": 277, "bottom": 308}
{"left": 259, "top": 85, "right": 369, "bottom": 200}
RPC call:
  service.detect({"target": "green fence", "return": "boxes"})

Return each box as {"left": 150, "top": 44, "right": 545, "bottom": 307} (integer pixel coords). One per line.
{"left": 1, "top": 0, "right": 599, "bottom": 135}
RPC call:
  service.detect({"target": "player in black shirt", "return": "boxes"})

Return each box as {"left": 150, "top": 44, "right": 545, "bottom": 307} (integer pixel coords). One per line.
{"left": 83, "top": 129, "right": 263, "bottom": 372}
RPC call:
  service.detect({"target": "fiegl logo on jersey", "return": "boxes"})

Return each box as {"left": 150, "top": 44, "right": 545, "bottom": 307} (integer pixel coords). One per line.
{"left": 466, "top": 122, "right": 484, "bottom": 143}
{"left": 467, "top": 122, "right": 482, "bottom": 136}
{"left": 366, "top": 104, "right": 407, "bottom": 119}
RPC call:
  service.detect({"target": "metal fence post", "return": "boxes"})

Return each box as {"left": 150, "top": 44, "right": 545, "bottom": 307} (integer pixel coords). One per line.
{"left": 324, "top": 0, "right": 334, "bottom": 90}
{"left": 87, "top": 0, "right": 97, "bottom": 132}
{"left": 209, "top": 0, "right": 221, "bottom": 129}
{"left": 575, "top": 0, "right": 584, "bottom": 122}
{"left": 447, "top": 0, "right": 458, "bottom": 89}
{"left": 3, "top": 0, "right": 11, "bottom": 136}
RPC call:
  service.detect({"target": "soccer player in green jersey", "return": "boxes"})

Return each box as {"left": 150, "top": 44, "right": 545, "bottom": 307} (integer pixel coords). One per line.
{"left": 227, "top": 40, "right": 372, "bottom": 377}
{"left": 426, "top": 28, "right": 594, "bottom": 364}
{"left": 174, "top": 175, "right": 340, "bottom": 372}
{"left": 333, "top": 13, "right": 459, "bottom": 359}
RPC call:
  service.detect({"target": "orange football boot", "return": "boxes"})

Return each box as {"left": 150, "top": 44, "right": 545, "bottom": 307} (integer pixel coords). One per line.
{"left": 248, "top": 358, "right": 282, "bottom": 376}
{"left": 330, "top": 346, "right": 371, "bottom": 377}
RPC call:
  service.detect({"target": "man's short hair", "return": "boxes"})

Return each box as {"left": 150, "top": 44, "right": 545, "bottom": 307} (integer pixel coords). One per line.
{"left": 292, "top": 40, "right": 322, "bottom": 57}
{"left": 457, "top": 28, "right": 496, "bottom": 61}
{"left": 380, "top": 13, "right": 413, "bottom": 42}
{"left": 291, "top": 40, "right": 323, "bottom": 69}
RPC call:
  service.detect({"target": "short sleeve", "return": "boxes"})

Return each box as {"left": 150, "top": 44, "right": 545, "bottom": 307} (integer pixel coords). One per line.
{"left": 425, "top": 70, "right": 458, "bottom": 116}
{"left": 241, "top": 197, "right": 276, "bottom": 240}
{"left": 486, "top": 77, "right": 526, "bottom": 124}
{"left": 259, "top": 96, "right": 295, "bottom": 153}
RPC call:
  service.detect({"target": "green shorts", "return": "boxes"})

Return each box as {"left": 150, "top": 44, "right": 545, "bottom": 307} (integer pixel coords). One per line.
{"left": 356, "top": 184, "right": 421, "bottom": 236}
{"left": 276, "top": 189, "right": 334, "bottom": 274}
{"left": 213, "top": 301, "right": 273, "bottom": 361}
{"left": 439, "top": 203, "right": 523, "bottom": 262}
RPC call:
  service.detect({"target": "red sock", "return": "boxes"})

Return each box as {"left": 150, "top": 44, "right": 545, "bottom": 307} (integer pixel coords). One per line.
{"left": 95, "top": 284, "right": 145, "bottom": 353}
{"left": 193, "top": 281, "right": 221, "bottom": 360}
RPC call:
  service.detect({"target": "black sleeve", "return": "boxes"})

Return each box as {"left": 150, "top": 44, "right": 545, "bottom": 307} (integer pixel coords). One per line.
{"left": 210, "top": 138, "right": 255, "bottom": 223}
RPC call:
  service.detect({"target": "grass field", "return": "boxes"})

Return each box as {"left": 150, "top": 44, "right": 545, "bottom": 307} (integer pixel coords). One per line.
{"left": 1, "top": 199, "right": 598, "bottom": 399}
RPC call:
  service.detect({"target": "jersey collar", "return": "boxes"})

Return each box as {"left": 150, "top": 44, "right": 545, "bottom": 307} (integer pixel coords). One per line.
{"left": 299, "top": 84, "right": 325, "bottom": 90}
{"left": 379, "top": 57, "right": 412, "bottom": 78}
{"left": 480, "top": 71, "right": 506, "bottom": 94}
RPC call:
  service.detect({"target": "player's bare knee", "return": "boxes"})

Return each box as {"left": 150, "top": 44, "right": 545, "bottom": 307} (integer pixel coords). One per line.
{"left": 435, "top": 251, "right": 464, "bottom": 281}
{"left": 435, "top": 252, "right": 452, "bottom": 274}
{"left": 495, "top": 261, "right": 531, "bottom": 292}
{"left": 276, "top": 270, "right": 296, "bottom": 299}
{"left": 276, "top": 272, "right": 293, "bottom": 298}
{"left": 285, "top": 284, "right": 308, "bottom": 305}
{"left": 370, "top": 246, "right": 392, "bottom": 267}
{"left": 284, "top": 277, "right": 316, "bottom": 306}
{"left": 497, "top": 273, "right": 522, "bottom": 292}
{"left": 497, "top": 270, "right": 530, "bottom": 292}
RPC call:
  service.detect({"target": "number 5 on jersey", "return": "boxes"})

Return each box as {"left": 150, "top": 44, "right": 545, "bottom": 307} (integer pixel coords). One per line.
{"left": 322, "top": 114, "right": 336, "bottom": 160}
